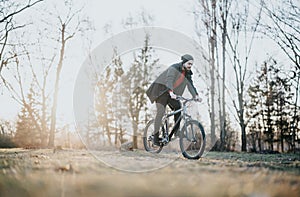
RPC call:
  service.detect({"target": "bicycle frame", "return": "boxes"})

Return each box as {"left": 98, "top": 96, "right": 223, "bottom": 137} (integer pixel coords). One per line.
{"left": 160, "top": 97, "right": 194, "bottom": 144}
{"left": 144, "top": 96, "right": 205, "bottom": 159}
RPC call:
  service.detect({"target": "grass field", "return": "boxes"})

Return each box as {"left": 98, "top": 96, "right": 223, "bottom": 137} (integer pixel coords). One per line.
{"left": 0, "top": 148, "right": 299, "bottom": 197}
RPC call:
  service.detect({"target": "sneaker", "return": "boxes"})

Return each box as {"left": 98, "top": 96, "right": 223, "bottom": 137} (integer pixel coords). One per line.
{"left": 153, "top": 139, "right": 162, "bottom": 146}
{"left": 153, "top": 133, "right": 162, "bottom": 146}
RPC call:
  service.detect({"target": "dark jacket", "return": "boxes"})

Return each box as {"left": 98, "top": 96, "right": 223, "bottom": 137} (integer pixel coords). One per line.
{"left": 146, "top": 62, "right": 198, "bottom": 103}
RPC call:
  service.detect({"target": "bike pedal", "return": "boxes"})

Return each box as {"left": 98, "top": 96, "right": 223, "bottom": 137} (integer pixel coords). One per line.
{"left": 161, "top": 138, "right": 168, "bottom": 145}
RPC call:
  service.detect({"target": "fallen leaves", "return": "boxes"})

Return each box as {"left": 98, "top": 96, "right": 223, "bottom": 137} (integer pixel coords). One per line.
{"left": 55, "top": 163, "right": 74, "bottom": 173}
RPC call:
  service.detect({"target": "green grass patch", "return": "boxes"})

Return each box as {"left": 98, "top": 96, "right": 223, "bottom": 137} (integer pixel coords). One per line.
{"left": 204, "top": 152, "right": 300, "bottom": 174}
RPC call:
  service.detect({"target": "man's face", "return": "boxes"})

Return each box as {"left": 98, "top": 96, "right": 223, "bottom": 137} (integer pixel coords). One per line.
{"left": 183, "top": 60, "right": 194, "bottom": 71}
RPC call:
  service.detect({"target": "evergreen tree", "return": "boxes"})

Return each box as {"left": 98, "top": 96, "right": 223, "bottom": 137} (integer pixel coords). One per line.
{"left": 125, "top": 34, "right": 159, "bottom": 148}
{"left": 94, "top": 48, "right": 125, "bottom": 146}
{"left": 247, "top": 58, "right": 294, "bottom": 152}
{"left": 14, "top": 90, "right": 41, "bottom": 147}
{"left": 95, "top": 66, "right": 116, "bottom": 146}
{"left": 110, "top": 49, "right": 127, "bottom": 145}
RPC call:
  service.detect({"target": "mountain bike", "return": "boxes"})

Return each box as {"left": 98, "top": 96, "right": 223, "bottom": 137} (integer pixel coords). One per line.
{"left": 143, "top": 96, "right": 206, "bottom": 160}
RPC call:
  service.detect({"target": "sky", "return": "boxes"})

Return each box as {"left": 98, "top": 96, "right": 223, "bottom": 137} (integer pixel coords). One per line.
{"left": 0, "top": 0, "right": 291, "bottom": 129}
{"left": 0, "top": 0, "right": 197, "bottom": 123}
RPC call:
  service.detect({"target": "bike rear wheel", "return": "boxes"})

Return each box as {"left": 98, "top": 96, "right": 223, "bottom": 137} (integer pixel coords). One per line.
{"left": 179, "top": 120, "right": 206, "bottom": 160}
{"left": 143, "top": 119, "right": 163, "bottom": 153}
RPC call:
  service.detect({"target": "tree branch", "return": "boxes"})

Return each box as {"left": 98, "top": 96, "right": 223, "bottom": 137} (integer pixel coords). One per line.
{"left": 0, "top": 0, "right": 44, "bottom": 23}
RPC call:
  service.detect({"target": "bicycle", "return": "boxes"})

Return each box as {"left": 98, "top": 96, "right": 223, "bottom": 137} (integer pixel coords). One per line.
{"left": 143, "top": 96, "right": 206, "bottom": 160}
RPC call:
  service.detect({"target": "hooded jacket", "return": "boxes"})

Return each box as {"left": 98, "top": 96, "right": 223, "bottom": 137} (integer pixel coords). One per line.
{"left": 146, "top": 62, "right": 198, "bottom": 103}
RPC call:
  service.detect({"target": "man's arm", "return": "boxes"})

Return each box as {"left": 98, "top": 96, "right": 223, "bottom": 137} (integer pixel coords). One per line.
{"left": 187, "top": 75, "right": 198, "bottom": 97}
{"left": 166, "top": 66, "right": 177, "bottom": 91}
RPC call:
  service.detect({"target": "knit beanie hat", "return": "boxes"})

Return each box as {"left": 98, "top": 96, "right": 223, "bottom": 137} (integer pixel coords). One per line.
{"left": 181, "top": 54, "right": 194, "bottom": 64}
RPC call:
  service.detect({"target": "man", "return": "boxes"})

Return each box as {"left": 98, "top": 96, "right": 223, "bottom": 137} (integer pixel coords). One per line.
{"left": 146, "top": 54, "right": 200, "bottom": 146}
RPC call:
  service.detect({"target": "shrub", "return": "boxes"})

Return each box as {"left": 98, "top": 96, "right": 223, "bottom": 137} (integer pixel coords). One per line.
{"left": 0, "top": 135, "right": 17, "bottom": 148}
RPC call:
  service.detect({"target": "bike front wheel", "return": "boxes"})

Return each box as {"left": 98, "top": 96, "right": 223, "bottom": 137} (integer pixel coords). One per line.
{"left": 179, "top": 120, "right": 206, "bottom": 160}
{"left": 143, "top": 119, "right": 163, "bottom": 153}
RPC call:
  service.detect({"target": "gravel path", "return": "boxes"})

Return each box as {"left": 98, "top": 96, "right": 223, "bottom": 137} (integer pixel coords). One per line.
{"left": 0, "top": 148, "right": 299, "bottom": 197}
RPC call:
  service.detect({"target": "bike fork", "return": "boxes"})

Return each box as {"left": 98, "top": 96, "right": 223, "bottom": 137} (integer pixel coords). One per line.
{"left": 161, "top": 119, "right": 169, "bottom": 145}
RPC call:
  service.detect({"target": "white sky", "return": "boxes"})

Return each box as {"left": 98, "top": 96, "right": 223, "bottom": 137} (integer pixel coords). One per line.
{"left": 0, "top": 0, "right": 197, "bottom": 123}
{"left": 0, "top": 0, "right": 292, "bottom": 128}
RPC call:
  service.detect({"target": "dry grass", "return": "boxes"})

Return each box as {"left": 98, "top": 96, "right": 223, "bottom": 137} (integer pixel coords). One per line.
{"left": 0, "top": 148, "right": 299, "bottom": 197}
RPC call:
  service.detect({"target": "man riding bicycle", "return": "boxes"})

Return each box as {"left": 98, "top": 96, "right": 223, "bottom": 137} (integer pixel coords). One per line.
{"left": 146, "top": 54, "right": 201, "bottom": 146}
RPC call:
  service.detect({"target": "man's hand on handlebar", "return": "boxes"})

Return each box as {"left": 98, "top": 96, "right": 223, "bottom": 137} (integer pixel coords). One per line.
{"left": 169, "top": 91, "right": 177, "bottom": 99}
{"left": 194, "top": 95, "right": 202, "bottom": 102}
{"left": 170, "top": 92, "right": 202, "bottom": 102}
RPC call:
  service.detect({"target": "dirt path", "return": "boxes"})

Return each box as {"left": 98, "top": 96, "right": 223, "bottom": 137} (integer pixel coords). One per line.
{"left": 0, "top": 148, "right": 299, "bottom": 197}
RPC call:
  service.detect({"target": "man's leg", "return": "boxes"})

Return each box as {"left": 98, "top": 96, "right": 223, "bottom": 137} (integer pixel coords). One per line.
{"left": 153, "top": 93, "right": 168, "bottom": 145}
{"left": 168, "top": 99, "right": 181, "bottom": 136}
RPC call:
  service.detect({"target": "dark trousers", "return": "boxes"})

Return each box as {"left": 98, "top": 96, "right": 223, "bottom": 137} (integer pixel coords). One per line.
{"left": 154, "top": 92, "right": 181, "bottom": 136}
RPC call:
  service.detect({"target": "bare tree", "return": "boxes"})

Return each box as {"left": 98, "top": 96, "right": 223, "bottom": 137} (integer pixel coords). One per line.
{"left": 259, "top": 0, "right": 300, "bottom": 151}
{"left": 26, "top": 44, "right": 54, "bottom": 147}
{"left": 259, "top": 0, "right": 299, "bottom": 70}
{"left": 218, "top": 0, "right": 231, "bottom": 150}
{"left": 46, "top": 1, "right": 92, "bottom": 147}
{"left": 0, "top": 50, "right": 49, "bottom": 146}
{"left": 195, "top": 0, "right": 239, "bottom": 150}
{"left": 226, "top": 0, "right": 262, "bottom": 151}
{"left": 0, "top": 0, "right": 44, "bottom": 74}
{"left": 195, "top": 0, "right": 218, "bottom": 146}
{"left": 122, "top": 9, "right": 154, "bottom": 29}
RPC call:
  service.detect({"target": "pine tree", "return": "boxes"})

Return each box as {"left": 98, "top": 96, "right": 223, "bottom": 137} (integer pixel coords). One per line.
{"left": 94, "top": 48, "right": 125, "bottom": 147}
{"left": 125, "top": 34, "right": 159, "bottom": 148}
{"left": 95, "top": 66, "right": 115, "bottom": 146}
{"left": 110, "top": 48, "right": 127, "bottom": 146}
{"left": 14, "top": 95, "right": 40, "bottom": 147}
{"left": 247, "top": 58, "right": 294, "bottom": 152}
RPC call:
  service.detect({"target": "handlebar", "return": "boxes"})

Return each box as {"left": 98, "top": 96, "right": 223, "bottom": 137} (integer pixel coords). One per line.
{"left": 175, "top": 96, "right": 202, "bottom": 103}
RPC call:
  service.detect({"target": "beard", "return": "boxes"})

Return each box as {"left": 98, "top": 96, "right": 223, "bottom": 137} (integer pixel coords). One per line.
{"left": 184, "top": 66, "right": 191, "bottom": 71}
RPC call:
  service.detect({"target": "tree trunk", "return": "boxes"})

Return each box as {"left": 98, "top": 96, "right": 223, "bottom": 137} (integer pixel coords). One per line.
{"left": 48, "top": 24, "right": 66, "bottom": 148}
{"left": 220, "top": 0, "right": 228, "bottom": 150}
{"left": 258, "top": 130, "right": 262, "bottom": 152}
{"left": 41, "top": 90, "right": 47, "bottom": 147}
{"left": 251, "top": 132, "right": 256, "bottom": 152}
{"left": 106, "top": 122, "right": 112, "bottom": 146}
{"left": 241, "top": 122, "right": 247, "bottom": 152}
{"left": 132, "top": 119, "right": 138, "bottom": 149}
{"left": 292, "top": 73, "right": 300, "bottom": 152}
{"left": 239, "top": 90, "right": 247, "bottom": 152}
{"left": 210, "top": 0, "right": 217, "bottom": 145}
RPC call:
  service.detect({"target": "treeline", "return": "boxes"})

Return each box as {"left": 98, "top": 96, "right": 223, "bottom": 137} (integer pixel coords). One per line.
{"left": 85, "top": 36, "right": 159, "bottom": 149}
{"left": 193, "top": 0, "right": 299, "bottom": 152}
{"left": 247, "top": 59, "right": 299, "bottom": 153}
